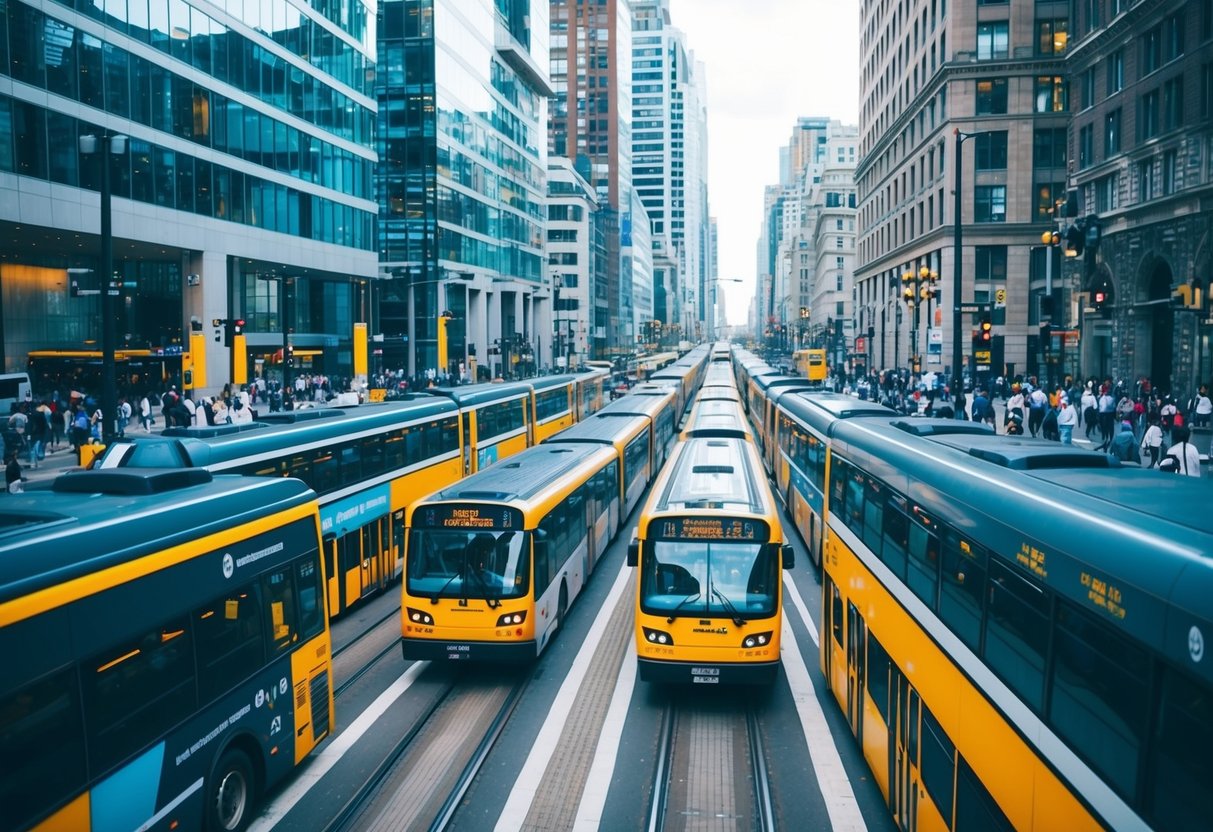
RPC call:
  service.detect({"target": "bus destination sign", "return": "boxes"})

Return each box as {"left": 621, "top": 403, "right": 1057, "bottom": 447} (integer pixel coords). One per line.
{"left": 420, "top": 504, "right": 520, "bottom": 530}
{"left": 658, "top": 517, "right": 767, "bottom": 542}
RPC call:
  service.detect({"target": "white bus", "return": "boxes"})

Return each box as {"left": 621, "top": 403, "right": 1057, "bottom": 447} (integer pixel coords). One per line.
{"left": 0, "top": 372, "right": 31, "bottom": 415}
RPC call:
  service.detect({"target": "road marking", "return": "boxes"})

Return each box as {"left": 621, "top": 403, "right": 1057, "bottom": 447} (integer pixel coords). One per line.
{"left": 783, "top": 572, "right": 820, "bottom": 647}
{"left": 495, "top": 561, "right": 632, "bottom": 832}
{"left": 782, "top": 596, "right": 867, "bottom": 831}
{"left": 572, "top": 640, "right": 637, "bottom": 831}
{"left": 248, "top": 660, "right": 429, "bottom": 831}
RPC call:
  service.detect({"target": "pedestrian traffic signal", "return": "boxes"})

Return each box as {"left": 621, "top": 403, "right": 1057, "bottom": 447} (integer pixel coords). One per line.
{"left": 980, "top": 317, "right": 992, "bottom": 342}
{"left": 232, "top": 318, "right": 245, "bottom": 336}
{"left": 1064, "top": 223, "right": 1085, "bottom": 257}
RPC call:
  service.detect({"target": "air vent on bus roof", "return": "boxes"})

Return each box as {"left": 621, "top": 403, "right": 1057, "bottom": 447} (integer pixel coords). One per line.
{"left": 892, "top": 419, "right": 994, "bottom": 437}
{"left": 162, "top": 423, "right": 265, "bottom": 438}
{"left": 457, "top": 490, "right": 514, "bottom": 500}
{"left": 692, "top": 465, "right": 734, "bottom": 474}
{"left": 257, "top": 408, "right": 345, "bottom": 423}
{"left": 52, "top": 468, "right": 213, "bottom": 495}
{"left": 966, "top": 446, "right": 1115, "bottom": 470}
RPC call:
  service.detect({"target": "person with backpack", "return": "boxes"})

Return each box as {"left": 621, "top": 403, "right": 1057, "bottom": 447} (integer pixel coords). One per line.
{"left": 1140, "top": 416, "right": 1164, "bottom": 468}
{"left": 1027, "top": 386, "right": 1048, "bottom": 437}
{"left": 71, "top": 405, "right": 89, "bottom": 453}
{"left": 1161, "top": 425, "right": 1202, "bottom": 477}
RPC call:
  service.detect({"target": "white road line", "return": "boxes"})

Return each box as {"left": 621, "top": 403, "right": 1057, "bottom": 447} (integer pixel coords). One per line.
{"left": 572, "top": 640, "right": 637, "bottom": 831}
{"left": 248, "top": 660, "right": 429, "bottom": 831}
{"left": 782, "top": 597, "right": 867, "bottom": 831}
{"left": 783, "top": 571, "right": 821, "bottom": 647}
{"left": 494, "top": 561, "right": 632, "bottom": 832}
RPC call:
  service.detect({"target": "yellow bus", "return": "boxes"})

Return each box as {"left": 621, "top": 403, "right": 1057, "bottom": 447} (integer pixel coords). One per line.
{"left": 793, "top": 348, "right": 828, "bottom": 382}
{"left": 402, "top": 443, "right": 622, "bottom": 660}
{"left": 628, "top": 432, "right": 793, "bottom": 685}
{"left": 0, "top": 468, "right": 332, "bottom": 832}
{"left": 821, "top": 417, "right": 1213, "bottom": 830}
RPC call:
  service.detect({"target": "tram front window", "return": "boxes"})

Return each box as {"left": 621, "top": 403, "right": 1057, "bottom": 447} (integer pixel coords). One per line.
{"left": 640, "top": 540, "right": 777, "bottom": 618}
{"left": 407, "top": 529, "right": 529, "bottom": 601}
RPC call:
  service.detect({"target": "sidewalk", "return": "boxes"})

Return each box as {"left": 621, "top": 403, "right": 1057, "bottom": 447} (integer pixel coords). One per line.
{"left": 7, "top": 443, "right": 89, "bottom": 491}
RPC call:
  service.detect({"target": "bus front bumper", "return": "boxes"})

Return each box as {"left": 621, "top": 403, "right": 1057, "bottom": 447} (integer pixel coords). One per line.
{"left": 637, "top": 657, "right": 779, "bottom": 686}
{"left": 401, "top": 637, "right": 536, "bottom": 663}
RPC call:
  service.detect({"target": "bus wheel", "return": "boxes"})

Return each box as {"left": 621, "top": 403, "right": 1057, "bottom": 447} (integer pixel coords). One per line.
{"left": 208, "top": 748, "right": 255, "bottom": 832}
{"left": 556, "top": 582, "right": 568, "bottom": 632}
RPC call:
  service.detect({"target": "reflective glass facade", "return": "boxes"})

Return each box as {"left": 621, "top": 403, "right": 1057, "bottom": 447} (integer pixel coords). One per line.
{"left": 377, "top": 0, "right": 548, "bottom": 374}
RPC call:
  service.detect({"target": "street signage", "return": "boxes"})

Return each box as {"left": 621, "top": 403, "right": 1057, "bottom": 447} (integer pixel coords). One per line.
{"left": 959, "top": 303, "right": 985, "bottom": 314}
{"left": 975, "top": 349, "right": 992, "bottom": 363}
{"left": 995, "top": 288, "right": 1007, "bottom": 307}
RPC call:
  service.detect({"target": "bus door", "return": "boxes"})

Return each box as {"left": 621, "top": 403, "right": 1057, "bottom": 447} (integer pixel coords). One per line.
{"left": 846, "top": 601, "right": 866, "bottom": 740}
{"left": 822, "top": 576, "right": 846, "bottom": 699}
{"left": 324, "top": 533, "right": 341, "bottom": 616}
{"left": 362, "top": 523, "right": 380, "bottom": 592}
{"left": 463, "top": 411, "right": 474, "bottom": 474}
{"left": 893, "top": 669, "right": 922, "bottom": 832}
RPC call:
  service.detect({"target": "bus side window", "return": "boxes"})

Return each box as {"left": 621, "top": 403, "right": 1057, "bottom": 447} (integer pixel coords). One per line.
{"left": 195, "top": 582, "right": 265, "bottom": 703}
{"left": 264, "top": 567, "right": 298, "bottom": 652}
{"left": 297, "top": 558, "right": 325, "bottom": 640}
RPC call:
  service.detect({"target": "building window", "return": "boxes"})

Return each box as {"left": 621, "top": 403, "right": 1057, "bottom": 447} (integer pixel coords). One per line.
{"left": 974, "top": 132, "right": 1008, "bottom": 170}
{"left": 1034, "top": 128, "right": 1068, "bottom": 168}
{"left": 1205, "top": 0, "right": 1213, "bottom": 42}
{"left": 1096, "top": 173, "right": 1120, "bottom": 212}
{"left": 1163, "top": 77, "right": 1184, "bottom": 131}
{"left": 1164, "top": 13, "right": 1184, "bottom": 62}
{"left": 1107, "top": 51, "right": 1125, "bottom": 94}
{"left": 836, "top": 274, "right": 844, "bottom": 291}
{"left": 1163, "top": 150, "right": 1178, "bottom": 195}
{"left": 974, "top": 186, "right": 1006, "bottom": 222}
{"left": 1142, "top": 25, "right": 1162, "bottom": 76}
{"left": 1104, "top": 109, "right": 1121, "bottom": 156}
{"left": 1084, "top": 0, "right": 1100, "bottom": 33}
{"left": 977, "top": 22, "right": 1010, "bottom": 60}
{"left": 974, "top": 246, "right": 1008, "bottom": 301}
{"left": 1079, "top": 123, "right": 1094, "bottom": 169}
{"left": 976, "top": 79, "right": 1008, "bottom": 114}
{"left": 1035, "top": 77, "right": 1067, "bottom": 113}
{"left": 1139, "top": 159, "right": 1155, "bottom": 202}
{"left": 1203, "top": 63, "right": 1213, "bottom": 118}
{"left": 1140, "top": 89, "right": 1161, "bottom": 140}
{"left": 1080, "top": 67, "right": 1096, "bottom": 110}
{"left": 1037, "top": 17, "right": 1069, "bottom": 55}
{"left": 1035, "top": 183, "right": 1065, "bottom": 220}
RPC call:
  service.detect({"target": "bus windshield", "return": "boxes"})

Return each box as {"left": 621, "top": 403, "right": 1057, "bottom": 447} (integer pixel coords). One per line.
{"left": 407, "top": 529, "right": 530, "bottom": 602}
{"left": 640, "top": 539, "right": 778, "bottom": 618}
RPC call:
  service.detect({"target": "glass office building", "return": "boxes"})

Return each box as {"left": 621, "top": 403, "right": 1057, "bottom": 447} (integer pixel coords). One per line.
{"left": 377, "top": 0, "right": 550, "bottom": 379}
{"left": 0, "top": 0, "right": 378, "bottom": 388}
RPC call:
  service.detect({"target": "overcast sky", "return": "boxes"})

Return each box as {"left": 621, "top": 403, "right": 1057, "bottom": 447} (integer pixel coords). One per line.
{"left": 666, "top": 0, "right": 860, "bottom": 327}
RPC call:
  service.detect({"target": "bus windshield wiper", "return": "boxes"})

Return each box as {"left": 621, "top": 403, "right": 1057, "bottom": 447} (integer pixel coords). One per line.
{"left": 710, "top": 583, "right": 746, "bottom": 628}
{"left": 666, "top": 591, "right": 701, "bottom": 624}
{"left": 469, "top": 568, "right": 502, "bottom": 609}
{"left": 432, "top": 568, "right": 463, "bottom": 605}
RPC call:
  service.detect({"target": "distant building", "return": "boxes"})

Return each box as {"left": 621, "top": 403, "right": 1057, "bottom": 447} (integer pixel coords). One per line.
{"left": 378, "top": 0, "right": 551, "bottom": 380}
{"left": 1066, "top": 0, "right": 1213, "bottom": 394}
{"left": 547, "top": 158, "right": 600, "bottom": 369}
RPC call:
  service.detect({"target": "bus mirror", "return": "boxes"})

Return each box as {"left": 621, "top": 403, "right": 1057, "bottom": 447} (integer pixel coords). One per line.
{"left": 626, "top": 529, "right": 639, "bottom": 567}
{"left": 781, "top": 543, "right": 794, "bottom": 570}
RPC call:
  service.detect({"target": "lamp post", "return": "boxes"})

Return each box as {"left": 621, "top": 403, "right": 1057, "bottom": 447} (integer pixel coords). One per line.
{"left": 953, "top": 129, "right": 989, "bottom": 395}
{"left": 79, "top": 132, "right": 127, "bottom": 445}
{"left": 552, "top": 272, "right": 563, "bottom": 369}
{"left": 902, "top": 265, "right": 940, "bottom": 376}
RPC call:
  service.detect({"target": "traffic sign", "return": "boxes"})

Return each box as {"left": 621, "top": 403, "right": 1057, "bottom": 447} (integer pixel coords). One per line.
{"left": 959, "top": 303, "right": 985, "bottom": 314}
{"left": 975, "top": 349, "right": 992, "bottom": 363}
{"left": 995, "top": 288, "right": 1007, "bottom": 307}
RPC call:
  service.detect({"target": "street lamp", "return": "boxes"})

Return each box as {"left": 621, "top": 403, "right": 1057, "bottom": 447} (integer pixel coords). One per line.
{"left": 902, "top": 265, "right": 940, "bottom": 375}
{"left": 79, "top": 131, "right": 127, "bottom": 445}
{"left": 953, "top": 128, "right": 990, "bottom": 395}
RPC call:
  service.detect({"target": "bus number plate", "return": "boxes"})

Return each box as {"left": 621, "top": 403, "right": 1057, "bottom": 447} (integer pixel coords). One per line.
{"left": 691, "top": 667, "right": 720, "bottom": 684}
{"left": 446, "top": 645, "right": 470, "bottom": 660}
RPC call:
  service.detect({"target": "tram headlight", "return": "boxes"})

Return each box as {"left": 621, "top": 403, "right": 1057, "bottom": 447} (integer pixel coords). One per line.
{"left": 405, "top": 607, "right": 434, "bottom": 626}
{"left": 496, "top": 611, "right": 527, "bottom": 626}
{"left": 741, "top": 631, "right": 773, "bottom": 649}
{"left": 642, "top": 626, "right": 674, "bottom": 645}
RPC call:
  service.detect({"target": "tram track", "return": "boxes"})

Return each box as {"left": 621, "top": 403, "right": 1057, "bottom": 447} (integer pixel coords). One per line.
{"left": 331, "top": 605, "right": 405, "bottom": 701}
{"left": 647, "top": 696, "right": 777, "bottom": 832}
{"left": 324, "top": 671, "right": 528, "bottom": 832}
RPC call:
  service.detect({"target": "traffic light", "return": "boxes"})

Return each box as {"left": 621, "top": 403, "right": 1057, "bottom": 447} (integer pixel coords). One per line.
{"left": 1041, "top": 230, "right": 1061, "bottom": 247}
{"left": 1063, "top": 223, "right": 1085, "bottom": 257}
{"left": 980, "top": 317, "right": 992, "bottom": 343}
{"left": 232, "top": 318, "right": 245, "bottom": 336}
{"left": 212, "top": 317, "right": 225, "bottom": 343}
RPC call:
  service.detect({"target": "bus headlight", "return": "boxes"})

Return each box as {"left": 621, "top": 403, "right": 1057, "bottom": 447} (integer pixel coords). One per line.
{"left": 496, "top": 611, "right": 526, "bottom": 626}
{"left": 406, "top": 607, "right": 434, "bottom": 626}
{"left": 741, "top": 631, "right": 772, "bottom": 649}
{"left": 642, "top": 626, "right": 674, "bottom": 645}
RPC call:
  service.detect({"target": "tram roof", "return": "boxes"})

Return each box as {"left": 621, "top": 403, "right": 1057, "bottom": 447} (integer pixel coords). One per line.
{"left": 656, "top": 438, "right": 767, "bottom": 514}
{"left": 543, "top": 411, "right": 649, "bottom": 445}
{"left": 0, "top": 471, "right": 314, "bottom": 600}
{"left": 427, "top": 380, "right": 535, "bottom": 407}
{"left": 779, "top": 392, "right": 896, "bottom": 430}
{"left": 426, "top": 443, "right": 612, "bottom": 504}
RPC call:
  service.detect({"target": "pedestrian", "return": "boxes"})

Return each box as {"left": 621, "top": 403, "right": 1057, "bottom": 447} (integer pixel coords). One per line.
{"left": 1028, "top": 386, "right": 1048, "bottom": 437}
{"left": 117, "top": 397, "right": 131, "bottom": 438}
{"left": 1080, "top": 384, "right": 1098, "bottom": 439}
{"left": 1140, "top": 416, "right": 1164, "bottom": 468}
{"left": 1095, "top": 388, "right": 1117, "bottom": 451}
{"left": 1108, "top": 420, "right": 1141, "bottom": 464}
{"left": 1005, "top": 411, "right": 1025, "bottom": 436}
{"left": 1056, "top": 396, "right": 1077, "bottom": 445}
{"left": 5, "top": 452, "right": 23, "bottom": 494}
{"left": 1006, "top": 385, "right": 1024, "bottom": 429}
{"left": 1191, "top": 386, "right": 1212, "bottom": 427}
{"left": 1041, "top": 400, "right": 1060, "bottom": 442}
{"left": 139, "top": 393, "right": 152, "bottom": 431}
{"left": 1162, "top": 425, "right": 1202, "bottom": 477}
{"left": 26, "top": 403, "right": 48, "bottom": 468}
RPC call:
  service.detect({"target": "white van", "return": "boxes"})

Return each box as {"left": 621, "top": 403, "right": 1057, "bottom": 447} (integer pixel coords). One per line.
{"left": 0, "top": 372, "right": 32, "bottom": 415}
